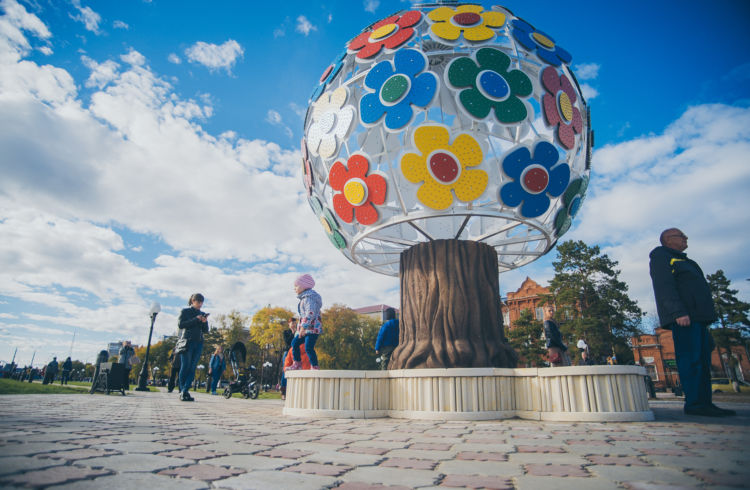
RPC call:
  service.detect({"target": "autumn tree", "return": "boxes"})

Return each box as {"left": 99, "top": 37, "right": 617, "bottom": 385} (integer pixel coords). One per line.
{"left": 707, "top": 269, "right": 750, "bottom": 381}
{"left": 316, "top": 304, "right": 380, "bottom": 370}
{"left": 250, "top": 306, "right": 294, "bottom": 386}
{"left": 506, "top": 309, "right": 546, "bottom": 367}
{"left": 549, "top": 240, "right": 644, "bottom": 364}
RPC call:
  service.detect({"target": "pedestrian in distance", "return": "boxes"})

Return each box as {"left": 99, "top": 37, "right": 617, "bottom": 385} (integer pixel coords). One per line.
{"left": 543, "top": 306, "right": 570, "bottom": 367}
{"left": 43, "top": 357, "right": 58, "bottom": 385}
{"left": 287, "top": 274, "right": 322, "bottom": 370}
{"left": 118, "top": 341, "right": 136, "bottom": 389}
{"left": 167, "top": 348, "right": 181, "bottom": 393}
{"left": 208, "top": 346, "right": 226, "bottom": 395}
{"left": 578, "top": 350, "right": 595, "bottom": 366}
{"left": 375, "top": 307, "right": 399, "bottom": 370}
{"left": 175, "top": 293, "right": 209, "bottom": 401}
{"left": 60, "top": 356, "right": 73, "bottom": 385}
{"left": 649, "top": 228, "right": 735, "bottom": 417}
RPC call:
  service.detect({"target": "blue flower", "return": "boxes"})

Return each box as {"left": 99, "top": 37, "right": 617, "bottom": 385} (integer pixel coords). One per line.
{"left": 511, "top": 19, "right": 572, "bottom": 67}
{"left": 310, "top": 50, "right": 347, "bottom": 103}
{"left": 499, "top": 141, "right": 570, "bottom": 218}
{"left": 359, "top": 48, "right": 438, "bottom": 132}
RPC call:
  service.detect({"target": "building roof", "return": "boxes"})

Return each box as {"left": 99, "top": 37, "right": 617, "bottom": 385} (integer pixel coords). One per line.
{"left": 353, "top": 304, "right": 398, "bottom": 315}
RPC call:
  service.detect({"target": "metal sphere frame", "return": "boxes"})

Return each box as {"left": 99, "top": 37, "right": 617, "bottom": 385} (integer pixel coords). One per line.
{"left": 303, "top": 3, "right": 592, "bottom": 276}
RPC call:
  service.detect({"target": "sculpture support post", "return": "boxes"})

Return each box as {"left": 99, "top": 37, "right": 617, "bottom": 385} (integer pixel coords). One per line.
{"left": 390, "top": 239, "right": 518, "bottom": 369}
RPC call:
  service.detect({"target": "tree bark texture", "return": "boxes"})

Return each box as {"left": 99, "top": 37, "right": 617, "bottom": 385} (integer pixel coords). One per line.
{"left": 390, "top": 239, "right": 518, "bottom": 369}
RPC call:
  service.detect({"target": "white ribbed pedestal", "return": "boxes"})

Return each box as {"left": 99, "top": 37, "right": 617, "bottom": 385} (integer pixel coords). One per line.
{"left": 283, "top": 366, "right": 654, "bottom": 422}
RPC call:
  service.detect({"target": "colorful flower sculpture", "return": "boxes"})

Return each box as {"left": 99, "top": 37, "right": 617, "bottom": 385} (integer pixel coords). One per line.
{"left": 427, "top": 4, "right": 505, "bottom": 42}
{"left": 301, "top": 138, "right": 314, "bottom": 196}
{"left": 348, "top": 11, "right": 422, "bottom": 61}
{"left": 541, "top": 66, "right": 583, "bottom": 150}
{"left": 306, "top": 87, "right": 355, "bottom": 160}
{"left": 329, "top": 154, "right": 387, "bottom": 225}
{"left": 310, "top": 50, "right": 347, "bottom": 102}
{"left": 360, "top": 49, "right": 438, "bottom": 132}
{"left": 309, "top": 195, "right": 346, "bottom": 249}
{"left": 511, "top": 19, "right": 572, "bottom": 67}
{"left": 554, "top": 175, "right": 588, "bottom": 236}
{"left": 401, "top": 125, "right": 488, "bottom": 210}
{"left": 499, "top": 141, "right": 570, "bottom": 218}
{"left": 446, "top": 47, "right": 532, "bottom": 123}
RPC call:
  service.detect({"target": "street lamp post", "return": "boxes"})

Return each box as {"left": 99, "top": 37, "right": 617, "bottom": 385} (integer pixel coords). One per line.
{"left": 135, "top": 302, "right": 161, "bottom": 391}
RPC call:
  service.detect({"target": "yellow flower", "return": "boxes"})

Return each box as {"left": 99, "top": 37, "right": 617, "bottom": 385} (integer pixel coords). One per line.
{"left": 401, "top": 125, "right": 488, "bottom": 210}
{"left": 427, "top": 5, "right": 505, "bottom": 42}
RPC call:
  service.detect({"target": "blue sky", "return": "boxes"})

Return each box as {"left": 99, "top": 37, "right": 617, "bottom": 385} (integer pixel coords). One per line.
{"left": 1, "top": 0, "right": 749, "bottom": 365}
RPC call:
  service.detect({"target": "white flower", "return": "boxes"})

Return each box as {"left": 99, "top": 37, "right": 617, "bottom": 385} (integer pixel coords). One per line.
{"left": 306, "top": 87, "right": 355, "bottom": 160}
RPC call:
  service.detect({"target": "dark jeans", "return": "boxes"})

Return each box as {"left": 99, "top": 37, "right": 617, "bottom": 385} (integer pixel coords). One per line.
{"left": 168, "top": 356, "right": 181, "bottom": 392}
{"left": 210, "top": 372, "right": 222, "bottom": 393}
{"left": 60, "top": 371, "right": 71, "bottom": 385}
{"left": 671, "top": 321, "right": 713, "bottom": 410}
{"left": 179, "top": 342, "right": 203, "bottom": 394}
{"left": 292, "top": 334, "right": 319, "bottom": 367}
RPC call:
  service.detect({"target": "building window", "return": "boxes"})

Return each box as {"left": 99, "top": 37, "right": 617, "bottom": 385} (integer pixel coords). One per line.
{"left": 503, "top": 311, "right": 510, "bottom": 327}
{"left": 535, "top": 307, "right": 544, "bottom": 320}
{"left": 645, "top": 364, "right": 658, "bottom": 381}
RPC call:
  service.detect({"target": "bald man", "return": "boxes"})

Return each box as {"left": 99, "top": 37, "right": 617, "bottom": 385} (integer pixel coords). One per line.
{"left": 649, "top": 228, "right": 735, "bottom": 417}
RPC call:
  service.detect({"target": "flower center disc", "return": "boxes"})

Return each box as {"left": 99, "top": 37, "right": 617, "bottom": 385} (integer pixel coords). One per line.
{"left": 557, "top": 91, "right": 573, "bottom": 122}
{"left": 381, "top": 74, "right": 410, "bottom": 105}
{"left": 453, "top": 12, "right": 481, "bottom": 26}
{"left": 477, "top": 70, "right": 510, "bottom": 101}
{"left": 532, "top": 32, "right": 555, "bottom": 49}
{"left": 370, "top": 23, "right": 397, "bottom": 41}
{"left": 429, "top": 151, "right": 461, "bottom": 185}
{"left": 319, "top": 112, "right": 336, "bottom": 134}
{"left": 343, "top": 178, "right": 368, "bottom": 206}
{"left": 521, "top": 165, "right": 549, "bottom": 194}
{"left": 568, "top": 195, "right": 581, "bottom": 216}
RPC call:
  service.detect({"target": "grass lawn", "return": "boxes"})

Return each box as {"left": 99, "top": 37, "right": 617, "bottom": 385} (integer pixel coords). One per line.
{"left": 224, "top": 390, "right": 281, "bottom": 400}
{"left": 0, "top": 379, "right": 88, "bottom": 395}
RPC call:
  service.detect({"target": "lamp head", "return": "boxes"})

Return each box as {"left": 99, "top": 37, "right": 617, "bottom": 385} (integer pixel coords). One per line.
{"left": 149, "top": 302, "right": 161, "bottom": 316}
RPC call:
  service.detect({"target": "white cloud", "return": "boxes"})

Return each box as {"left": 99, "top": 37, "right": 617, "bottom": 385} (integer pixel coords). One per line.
{"left": 184, "top": 39, "right": 243, "bottom": 73}
{"left": 81, "top": 55, "right": 119, "bottom": 88}
{"left": 70, "top": 0, "right": 101, "bottom": 35}
{"left": 364, "top": 0, "right": 380, "bottom": 13}
{"left": 167, "top": 53, "right": 181, "bottom": 64}
{"left": 113, "top": 20, "right": 128, "bottom": 30}
{"left": 295, "top": 15, "right": 317, "bottom": 36}
{"left": 580, "top": 83, "right": 598, "bottom": 101}
{"left": 266, "top": 109, "right": 294, "bottom": 138}
{"left": 273, "top": 27, "right": 285, "bottom": 38}
{"left": 574, "top": 62, "right": 600, "bottom": 80}
{"left": 328, "top": 13, "right": 333, "bottom": 23}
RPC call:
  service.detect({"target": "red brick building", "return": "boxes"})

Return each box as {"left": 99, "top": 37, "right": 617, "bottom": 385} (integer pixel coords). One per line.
{"left": 501, "top": 277, "right": 550, "bottom": 329}
{"left": 632, "top": 329, "right": 750, "bottom": 390}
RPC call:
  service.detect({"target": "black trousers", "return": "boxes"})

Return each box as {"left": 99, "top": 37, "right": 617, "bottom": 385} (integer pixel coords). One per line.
{"left": 168, "top": 356, "right": 181, "bottom": 392}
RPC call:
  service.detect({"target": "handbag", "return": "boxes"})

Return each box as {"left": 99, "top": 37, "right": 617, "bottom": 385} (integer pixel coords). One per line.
{"left": 548, "top": 348, "right": 563, "bottom": 364}
{"left": 174, "top": 337, "right": 188, "bottom": 355}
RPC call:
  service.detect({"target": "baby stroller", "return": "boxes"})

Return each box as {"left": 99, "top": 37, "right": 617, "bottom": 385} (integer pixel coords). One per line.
{"left": 223, "top": 341, "right": 259, "bottom": 399}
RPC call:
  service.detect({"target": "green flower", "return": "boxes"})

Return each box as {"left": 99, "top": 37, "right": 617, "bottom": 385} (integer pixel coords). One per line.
{"left": 446, "top": 47, "right": 532, "bottom": 123}
{"left": 309, "top": 195, "right": 347, "bottom": 249}
{"left": 554, "top": 176, "right": 588, "bottom": 237}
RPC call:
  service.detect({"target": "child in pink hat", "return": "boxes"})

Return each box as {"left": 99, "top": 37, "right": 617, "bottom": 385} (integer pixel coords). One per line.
{"left": 288, "top": 274, "right": 322, "bottom": 370}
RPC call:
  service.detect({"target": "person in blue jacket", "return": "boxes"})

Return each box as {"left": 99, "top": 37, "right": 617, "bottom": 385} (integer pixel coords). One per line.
{"left": 375, "top": 307, "right": 399, "bottom": 370}
{"left": 649, "top": 228, "right": 735, "bottom": 417}
{"left": 208, "top": 346, "right": 226, "bottom": 395}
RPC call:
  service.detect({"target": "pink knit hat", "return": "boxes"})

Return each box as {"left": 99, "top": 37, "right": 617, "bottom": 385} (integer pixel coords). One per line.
{"left": 294, "top": 274, "right": 315, "bottom": 290}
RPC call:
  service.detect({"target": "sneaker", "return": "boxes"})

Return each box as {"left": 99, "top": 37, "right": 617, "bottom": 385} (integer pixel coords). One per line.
{"left": 181, "top": 392, "right": 194, "bottom": 402}
{"left": 710, "top": 404, "right": 737, "bottom": 416}
{"left": 684, "top": 406, "right": 722, "bottom": 417}
{"left": 287, "top": 361, "right": 303, "bottom": 371}
{"left": 311, "top": 366, "right": 320, "bottom": 370}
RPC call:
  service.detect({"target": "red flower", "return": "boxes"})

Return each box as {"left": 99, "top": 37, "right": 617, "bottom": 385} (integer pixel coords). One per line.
{"left": 329, "top": 154, "right": 387, "bottom": 225}
{"left": 348, "top": 11, "right": 422, "bottom": 61}
{"left": 541, "top": 66, "right": 583, "bottom": 150}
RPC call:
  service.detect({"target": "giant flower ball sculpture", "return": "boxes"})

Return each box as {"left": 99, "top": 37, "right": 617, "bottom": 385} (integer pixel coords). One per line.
{"left": 302, "top": 4, "right": 592, "bottom": 368}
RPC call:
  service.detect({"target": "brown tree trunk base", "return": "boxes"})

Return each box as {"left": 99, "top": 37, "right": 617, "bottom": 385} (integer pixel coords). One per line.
{"left": 389, "top": 239, "right": 518, "bottom": 369}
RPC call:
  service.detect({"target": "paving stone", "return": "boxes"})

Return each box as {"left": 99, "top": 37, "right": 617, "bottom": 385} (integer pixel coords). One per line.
{"left": 48, "top": 471, "right": 208, "bottom": 490}
{"left": 516, "top": 445, "right": 566, "bottom": 453}
{"left": 256, "top": 447, "right": 312, "bottom": 459}
{"left": 437, "top": 459, "right": 523, "bottom": 477}
{"left": 341, "top": 466, "right": 439, "bottom": 487}
{"left": 37, "top": 447, "right": 120, "bottom": 461}
{"left": 408, "top": 442, "right": 453, "bottom": 451}
{"left": 340, "top": 446, "right": 390, "bottom": 455}
{"left": 621, "top": 482, "right": 703, "bottom": 490}
{"left": 524, "top": 463, "right": 591, "bottom": 477}
{"left": 0, "top": 442, "right": 78, "bottom": 456}
{"left": 514, "top": 475, "right": 620, "bottom": 490}
{"left": 439, "top": 474, "right": 513, "bottom": 489}
{"left": 216, "top": 469, "right": 336, "bottom": 489}
{"left": 158, "top": 463, "right": 245, "bottom": 481}
{"left": 283, "top": 462, "right": 353, "bottom": 477}
{"left": 585, "top": 454, "right": 652, "bottom": 466}
{"left": 86, "top": 441, "right": 182, "bottom": 453}
{"left": 334, "top": 482, "right": 411, "bottom": 490}
{"left": 80, "top": 453, "right": 193, "bottom": 472}
{"left": 455, "top": 451, "right": 508, "bottom": 462}
{"left": 208, "top": 454, "right": 297, "bottom": 471}
{"left": 379, "top": 457, "right": 438, "bottom": 470}
{"left": 590, "top": 464, "right": 705, "bottom": 486}
{"left": 0, "top": 464, "right": 111, "bottom": 487}
{"left": 162, "top": 448, "right": 227, "bottom": 460}
{"left": 0, "top": 455, "right": 66, "bottom": 476}
{"left": 639, "top": 448, "right": 698, "bottom": 457}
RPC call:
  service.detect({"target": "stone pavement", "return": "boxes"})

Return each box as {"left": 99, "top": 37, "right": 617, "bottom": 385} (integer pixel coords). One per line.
{"left": 0, "top": 391, "right": 748, "bottom": 489}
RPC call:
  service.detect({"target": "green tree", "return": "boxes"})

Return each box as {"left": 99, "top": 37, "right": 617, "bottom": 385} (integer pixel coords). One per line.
{"left": 549, "top": 240, "right": 644, "bottom": 364}
{"left": 316, "top": 304, "right": 380, "bottom": 370}
{"left": 707, "top": 269, "right": 750, "bottom": 381}
{"left": 506, "top": 309, "right": 546, "bottom": 367}
{"left": 250, "top": 306, "right": 294, "bottom": 386}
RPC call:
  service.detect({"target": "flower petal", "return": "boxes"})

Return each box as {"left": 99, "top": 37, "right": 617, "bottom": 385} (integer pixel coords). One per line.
{"left": 383, "top": 27, "right": 415, "bottom": 51}
{"left": 542, "top": 93, "right": 561, "bottom": 127}
{"left": 348, "top": 31, "right": 371, "bottom": 51}
{"left": 546, "top": 163, "right": 570, "bottom": 197}
{"left": 541, "top": 66, "right": 561, "bottom": 94}
{"left": 318, "top": 136, "right": 338, "bottom": 159}
{"left": 328, "top": 160, "right": 349, "bottom": 191}
{"left": 333, "top": 192, "right": 355, "bottom": 223}
{"left": 505, "top": 69, "right": 532, "bottom": 97}
{"left": 492, "top": 96, "right": 527, "bottom": 123}
{"left": 533, "top": 141, "right": 560, "bottom": 169}
{"left": 464, "top": 25, "right": 495, "bottom": 42}
{"left": 409, "top": 72, "right": 438, "bottom": 108}
{"left": 431, "top": 22, "right": 461, "bottom": 41}
{"left": 355, "top": 201, "right": 378, "bottom": 225}
{"left": 499, "top": 181, "right": 524, "bottom": 207}
{"left": 401, "top": 153, "right": 428, "bottom": 183}
{"left": 365, "top": 173, "right": 387, "bottom": 205}
{"left": 427, "top": 6, "right": 454, "bottom": 22}
{"left": 357, "top": 41, "right": 385, "bottom": 60}
{"left": 520, "top": 193, "right": 550, "bottom": 218}
{"left": 447, "top": 57, "right": 479, "bottom": 88}
{"left": 454, "top": 168, "right": 488, "bottom": 202}
{"left": 348, "top": 154, "right": 370, "bottom": 178}
{"left": 556, "top": 45, "right": 572, "bottom": 65}
{"left": 571, "top": 108, "right": 583, "bottom": 133}
{"left": 456, "top": 4, "right": 483, "bottom": 14}
{"left": 372, "top": 14, "right": 399, "bottom": 30}
{"left": 555, "top": 209, "right": 571, "bottom": 236}
{"left": 393, "top": 48, "right": 426, "bottom": 78}
{"left": 364, "top": 60, "right": 394, "bottom": 91}
{"left": 560, "top": 75, "right": 577, "bottom": 103}
{"left": 557, "top": 122, "right": 576, "bottom": 150}
{"left": 384, "top": 101, "right": 413, "bottom": 131}
{"left": 329, "top": 87, "right": 348, "bottom": 108}
{"left": 476, "top": 48, "right": 510, "bottom": 74}
{"left": 360, "top": 93, "right": 387, "bottom": 125}
{"left": 397, "top": 10, "right": 422, "bottom": 28}
{"left": 537, "top": 47, "right": 562, "bottom": 67}
{"left": 502, "top": 146, "right": 531, "bottom": 180}
{"left": 460, "top": 88, "right": 492, "bottom": 119}
{"left": 333, "top": 106, "right": 355, "bottom": 140}
{"left": 417, "top": 180, "right": 454, "bottom": 210}
{"left": 450, "top": 133, "right": 483, "bottom": 168}
{"left": 413, "top": 125, "right": 450, "bottom": 156}
{"left": 482, "top": 11, "right": 506, "bottom": 28}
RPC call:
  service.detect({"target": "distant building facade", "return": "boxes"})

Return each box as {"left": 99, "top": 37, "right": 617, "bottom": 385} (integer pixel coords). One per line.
{"left": 353, "top": 304, "right": 399, "bottom": 322}
{"left": 501, "top": 277, "right": 550, "bottom": 329}
{"left": 632, "top": 328, "right": 750, "bottom": 390}
{"left": 107, "top": 341, "right": 123, "bottom": 357}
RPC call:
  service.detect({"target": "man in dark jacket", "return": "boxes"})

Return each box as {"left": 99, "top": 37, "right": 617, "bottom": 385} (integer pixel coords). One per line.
{"left": 375, "top": 308, "right": 399, "bottom": 370}
{"left": 649, "top": 228, "right": 735, "bottom": 417}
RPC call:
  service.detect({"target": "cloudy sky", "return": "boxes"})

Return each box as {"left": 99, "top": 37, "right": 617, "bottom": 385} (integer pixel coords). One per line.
{"left": 1, "top": 0, "right": 749, "bottom": 365}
